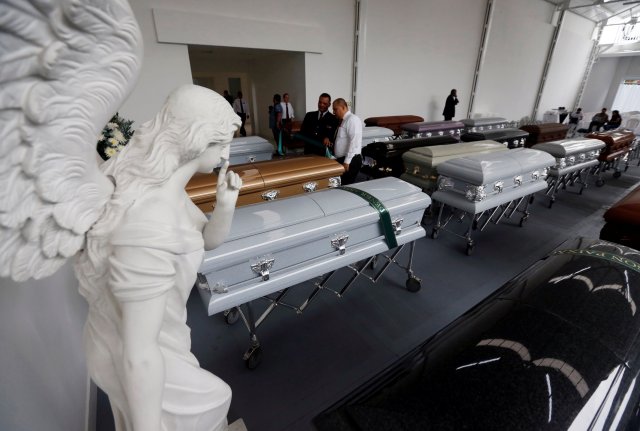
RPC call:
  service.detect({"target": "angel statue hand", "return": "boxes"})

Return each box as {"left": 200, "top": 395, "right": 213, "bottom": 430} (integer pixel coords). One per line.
{"left": 204, "top": 160, "right": 242, "bottom": 250}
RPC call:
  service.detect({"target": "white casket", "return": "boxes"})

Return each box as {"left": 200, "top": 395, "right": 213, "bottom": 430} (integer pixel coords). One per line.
{"left": 433, "top": 148, "right": 555, "bottom": 211}
{"left": 362, "top": 126, "right": 394, "bottom": 148}
{"left": 198, "top": 177, "right": 431, "bottom": 316}
{"left": 229, "top": 136, "right": 274, "bottom": 165}
{"left": 532, "top": 138, "right": 605, "bottom": 177}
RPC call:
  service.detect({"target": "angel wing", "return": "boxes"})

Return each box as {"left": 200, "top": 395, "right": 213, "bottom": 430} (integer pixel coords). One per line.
{"left": 0, "top": 0, "right": 142, "bottom": 281}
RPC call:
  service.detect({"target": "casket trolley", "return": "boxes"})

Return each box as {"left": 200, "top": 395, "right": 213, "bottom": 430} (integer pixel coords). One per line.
{"left": 431, "top": 149, "right": 555, "bottom": 255}
{"left": 196, "top": 177, "right": 431, "bottom": 368}
{"left": 586, "top": 129, "right": 636, "bottom": 186}
{"left": 532, "top": 138, "right": 605, "bottom": 208}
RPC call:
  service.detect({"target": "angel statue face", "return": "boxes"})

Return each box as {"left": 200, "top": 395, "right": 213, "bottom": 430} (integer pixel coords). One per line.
{"left": 197, "top": 142, "right": 231, "bottom": 174}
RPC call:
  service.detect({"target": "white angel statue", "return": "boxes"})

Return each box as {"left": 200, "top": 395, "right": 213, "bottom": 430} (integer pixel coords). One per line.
{"left": 1, "top": 1, "right": 242, "bottom": 430}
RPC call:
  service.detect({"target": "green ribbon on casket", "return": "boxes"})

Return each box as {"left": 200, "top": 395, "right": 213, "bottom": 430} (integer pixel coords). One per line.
{"left": 291, "top": 133, "right": 335, "bottom": 159}
{"left": 340, "top": 186, "right": 398, "bottom": 250}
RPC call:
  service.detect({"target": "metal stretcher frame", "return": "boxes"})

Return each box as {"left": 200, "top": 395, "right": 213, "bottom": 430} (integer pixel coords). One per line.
{"left": 544, "top": 164, "right": 595, "bottom": 208}
{"left": 430, "top": 192, "right": 537, "bottom": 256}
{"left": 198, "top": 241, "right": 421, "bottom": 369}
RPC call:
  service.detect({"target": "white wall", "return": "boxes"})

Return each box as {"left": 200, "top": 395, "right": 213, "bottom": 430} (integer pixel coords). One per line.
{"left": 473, "top": 0, "right": 555, "bottom": 121}
{"left": 355, "top": 0, "right": 485, "bottom": 121}
{"left": 0, "top": 263, "right": 89, "bottom": 431}
{"left": 538, "top": 12, "right": 595, "bottom": 116}
{"left": 581, "top": 56, "right": 620, "bottom": 111}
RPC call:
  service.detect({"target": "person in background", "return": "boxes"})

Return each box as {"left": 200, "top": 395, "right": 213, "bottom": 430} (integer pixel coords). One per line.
{"left": 569, "top": 108, "right": 583, "bottom": 125}
{"left": 442, "top": 89, "right": 458, "bottom": 121}
{"left": 605, "top": 110, "right": 622, "bottom": 130}
{"left": 588, "top": 108, "right": 608, "bottom": 132}
{"left": 269, "top": 94, "right": 283, "bottom": 151}
{"left": 332, "top": 98, "right": 362, "bottom": 185}
{"left": 301, "top": 93, "right": 339, "bottom": 156}
{"left": 279, "top": 93, "right": 295, "bottom": 149}
{"left": 232, "top": 91, "right": 250, "bottom": 137}
{"left": 223, "top": 90, "right": 234, "bottom": 105}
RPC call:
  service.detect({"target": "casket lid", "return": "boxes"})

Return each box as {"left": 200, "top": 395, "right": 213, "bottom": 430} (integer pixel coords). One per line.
{"left": 437, "top": 148, "right": 555, "bottom": 184}
{"left": 225, "top": 177, "right": 424, "bottom": 240}
{"left": 362, "top": 126, "right": 394, "bottom": 140}
{"left": 407, "top": 140, "right": 506, "bottom": 159}
{"left": 230, "top": 136, "right": 271, "bottom": 154}
{"left": 401, "top": 120, "right": 465, "bottom": 133}
{"left": 520, "top": 123, "right": 569, "bottom": 134}
{"left": 460, "top": 117, "right": 508, "bottom": 127}
{"left": 586, "top": 129, "right": 636, "bottom": 145}
{"left": 603, "top": 184, "right": 640, "bottom": 225}
{"left": 533, "top": 138, "right": 605, "bottom": 157}
{"left": 260, "top": 156, "right": 344, "bottom": 188}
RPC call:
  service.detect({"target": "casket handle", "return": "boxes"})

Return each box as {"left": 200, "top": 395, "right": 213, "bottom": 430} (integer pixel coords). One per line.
{"left": 248, "top": 155, "right": 256, "bottom": 163}
{"left": 303, "top": 181, "right": 318, "bottom": 192}
{"left": 392, "top": 217, "right": 404, "bottom": 235}
{"left": 251, "top": 257, "right": 276, "bottom": 281}
{"left": 196, "top": 273, "right": 228, "bottom": 294}
{"left": 514, "top": 175, "right": 523, "bottom": 186}
{"left": 261, "top": 190, "right": 280, "bottom": 201}
{"left": 328, "top": 177, "right": 342, "bottom": 188}
{"left": 331, "top": 233, "right": 350, "bottom": 255}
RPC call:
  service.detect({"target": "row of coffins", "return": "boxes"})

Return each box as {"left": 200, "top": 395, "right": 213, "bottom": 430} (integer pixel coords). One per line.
{"left": 196, "top": 177, "right": 431, "bottom": 368}
{"left": 314, "top": 238, "right": 640, "bottom": 430}
{"left": 586, "top": 129, "right": 636, "bottom": 186}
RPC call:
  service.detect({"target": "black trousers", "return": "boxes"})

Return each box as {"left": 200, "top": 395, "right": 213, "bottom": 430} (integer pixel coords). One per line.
{"left": 444, "top": 115, "right": 453, "bottom": 121}
{"left": 336, "top": 154, "right": 362, "bottom": 185}
{"left": 237, "top": 113, "right": 247, "bottom": 136}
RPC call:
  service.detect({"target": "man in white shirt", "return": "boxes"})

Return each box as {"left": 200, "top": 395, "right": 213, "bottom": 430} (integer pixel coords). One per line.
{"left": 280, "top": 93, "right": 295, "bottom": 123}
{"left": 332, "top": 98, "right": 363, "bottom": 185}
{"left": 232, "top": 91, "right": 250, "bottom": 136}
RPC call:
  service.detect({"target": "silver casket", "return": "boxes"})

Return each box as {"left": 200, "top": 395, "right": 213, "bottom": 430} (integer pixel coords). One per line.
{"left": 532, "top": 138, "right": 605, "bottom": 177}
{"left": 198, "top": 177, "right": 431, "bottom": 316}
{"left": 362, "top": 126, "right": 395, "bottom": 148}
{"left": 460, "top": 117, "right": 509, "bottom": 133}
{"left": 433, "top": 148, "right": 555, "bottom": 213}
{"left": 400, "top": 121, "right": 465, "bottom": 140}
{"left": 229, "top": 136, "right": 274, "bottom": 165}
{"left": 400, "top": 140, "right": 508, "bottom": 193}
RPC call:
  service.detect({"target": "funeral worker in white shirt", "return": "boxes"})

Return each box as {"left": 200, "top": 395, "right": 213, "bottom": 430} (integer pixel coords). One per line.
{"left": 332, "top": 98, "right": 363, "bottom": 185}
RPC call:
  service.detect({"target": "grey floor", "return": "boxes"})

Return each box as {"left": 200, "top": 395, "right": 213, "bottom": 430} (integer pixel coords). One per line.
{"left": 97, "top": 160, "right": 640, "bottom": 431}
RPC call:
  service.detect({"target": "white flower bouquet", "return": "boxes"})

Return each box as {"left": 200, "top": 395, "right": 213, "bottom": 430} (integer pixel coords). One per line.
{"left": 97, "top": 113, "right": 134, "bottom": 160}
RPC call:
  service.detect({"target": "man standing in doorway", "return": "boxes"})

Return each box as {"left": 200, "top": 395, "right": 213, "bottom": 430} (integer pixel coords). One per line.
{"left": 233, "top": 91, "right": 250, "bottom": 136}
{"left": 332, "top": 98, "right": 363, "bottom": 185}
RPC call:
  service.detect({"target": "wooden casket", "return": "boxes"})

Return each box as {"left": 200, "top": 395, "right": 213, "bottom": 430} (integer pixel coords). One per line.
{"left": 460, "top": 128, "right": 530, "bottom": 149}
{"left": 401, "top": 120, "right": 465, "bottom": 140}
{"left": 314, "top": 238, "right": 640, "bottom": 431}
{"left": 186, "top": 155, "right": 344, "bottom": 212}
{"left": 363, "top": 115, "right": 424, "bottom": 136}
{"left": 460, "top": 117, "right": 509, "bottom": 132}
{"left": 586, "top": 129, "right": 635, "bottom": 163}
{"left": 229, "top": 136, "right": 274, "bottom": 165}
{"left": 600, "top": 184, "right": 640, "bottom": 250}
{"left": 520, "top": 123, "right": 569, "bottom": 147}
{"left": 197, "top": 177, "right": 431, "bottom": 316}
{"left": 532, "top": 138, "right": 605, "bottom": 207}
{"left": 362, "top": 126, "right": 394, "bottom": 148}
{"left": 400, "top": 140, "right": 508, "bottom": 193}
{"left": 362, "top": 135, "right": 458, "bottom": 178}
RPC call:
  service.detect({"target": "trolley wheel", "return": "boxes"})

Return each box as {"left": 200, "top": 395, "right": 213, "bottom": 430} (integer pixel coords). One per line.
{"left": 431, "top": 228, "right": 439, "bottom": 239}
{"left": 625, "top": 165, "right": 629, "bottom": 172}
{"left": 406, "top": 276, "right": 421, "bottom": 292}
{"left": 519, "top": 215, "right": 529, "bottom": 227}
{"left": 466, "top": 242, "right": 475, "bottom": 256}
{"left": 245, "top": 346, "right": 263, "bottom": 370}
{"left": 596, "top": 178, "right": 605, "bottom": 187}
{"left": 578, "top": 186, "right": 584, "bottom": 195}
{"left": 529, "top": 195, "right": 535, "bottom": 205}
{"left": 548, "top": 198, "right": 554, "bottom": 209}
{"left": 472, "top": 219, "right": 478, "bottom": 230}
{"left": 224, "top": 308, "right": 240, "bottom": 325}
{"left": 613, "top": 171, "right": 622, "bottom": 178}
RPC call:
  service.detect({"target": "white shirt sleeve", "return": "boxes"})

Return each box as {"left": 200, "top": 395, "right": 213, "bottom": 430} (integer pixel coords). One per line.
{"left": 344, "top": 115, "right": 362, "bottom": 164}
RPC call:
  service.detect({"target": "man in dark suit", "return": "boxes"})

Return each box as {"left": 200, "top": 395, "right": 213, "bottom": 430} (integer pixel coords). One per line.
{"left": 301, "top": 93, "right": 339, "bottom": 156}
{"left": 442, "top": 89, "right": 458, "bottom": 121}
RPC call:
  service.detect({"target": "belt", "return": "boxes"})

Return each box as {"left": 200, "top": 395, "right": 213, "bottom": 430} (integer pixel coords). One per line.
{"left": 340, "top": 186, "right": 398, "bottom": 249}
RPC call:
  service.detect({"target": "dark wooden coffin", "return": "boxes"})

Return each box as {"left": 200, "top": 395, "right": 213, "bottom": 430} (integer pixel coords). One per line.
{"left": 586, "top": 129, "right": 635, "bottom": 163}
{"left": 363, "top": 115, "right": 424, "bottom": 136}
{"left": 315, "top": 237, "right": 640, "bottom": 431}
{"left": 520, "top": 123, "right": 569, "bottom": 147}
{"left": 600, "top": 184, "right": 640, "bottom": 250}
{"left": 362, "top": 135, "right": 458, "bottom": 178}
{"left": 460, "top": 128, "right": 530, "bottom": 149}
{"left": 186, "top": 156, "right": 344, "bottom": 212}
